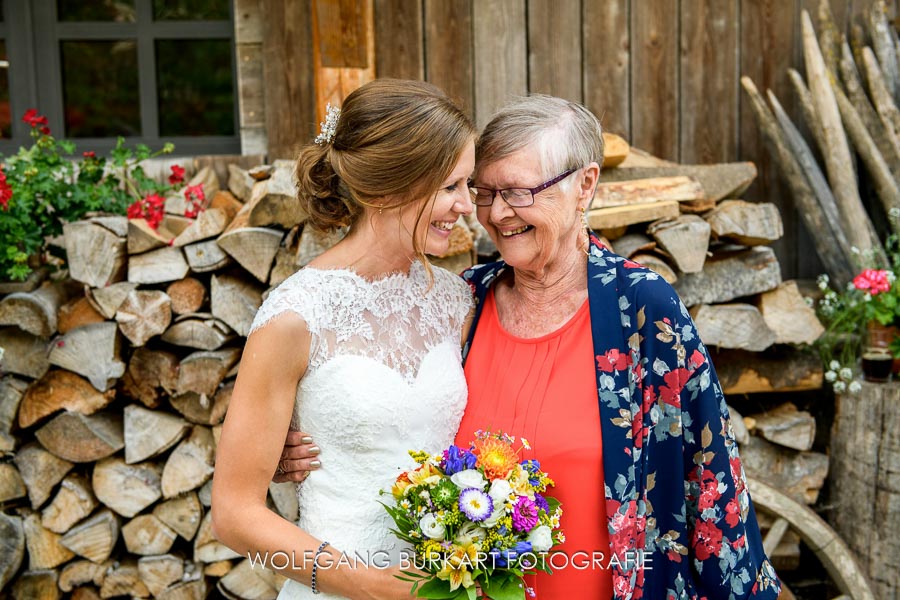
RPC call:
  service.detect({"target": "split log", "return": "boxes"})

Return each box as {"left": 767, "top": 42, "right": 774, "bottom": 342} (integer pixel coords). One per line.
{"left": 210, "top": 274, "right": 263, "bottom": 337}
{"left": 92, "top": 457, "right": 162, "bottom": 518}
{"left": 48, "top": 322, "right": 124, "bottom": 392}
{"left": 122, "top": 514, "right": 177, "bottom": 556}
{"left": 0, "top": 461, "right": 27, "bottom": 501}
{"left": 23, "top": 510, "right": 75, "bottom": 569}
{"left": 0, "top": 265, "right": 47, "bottom": 295}
{"left": 58, "top": 296, "right": 106, "bottom": 334}
{"left": 184, "top": 239, "right": 233, "bottom": 272}
{"left": 170, "top": 382, "right": 232, "bottom": 426}
{"left": 868, "top": 0, "right": 900, "bottom": 100}
{"left": 157, "top": 579, "right": 207, "bottom": 600}
{"left": 587, "top": 201, "right": 680, "bottom": 230}
{"left": 211, "top": 190, "right": 244, "bottom": 223}
{"left": 864, "top": 46, "right": 900, "bottom": 175}
{"left": 59, "top": 508, "right": 120, "bottom": 563}
{"left": 13, "top": 442, "right": 73, "bottom": 508}
{"left": 850, "top": 22, "right": 871, "bottom": 92}
{"left": 592, "top": 176, "right": 705, "bottom": 208}
{"left": 128, "top": 246, "right": 190, "bottom": 285}
{"left": 205, "top": 560, "right": 232, "bottom": 577}
{"left": 840, "top": 39, "right": 900, "bottom": 176}
{"left": 834, "top": 83, "right": 900, "bottom": 228}
{"left": 601, "top": 132, "right": 629, "bottom": 168}
{"left": 166, "top": 278, "right": 206, "bottom": 315}
{"left": 194, "top": 511, "right": 241, "bottom": 563}
{"left": 249, "top": 164, "right": 275, "bottom": 180}
{"left": 41, "top": 474, "right": 98, "bottom": 534}
{"left": 787, "top": 69, "right": 828, "bottom": 161}
{"left": 35, "top": 410, "right": 124, "bottom": 463}
{"left": 217, "top": 211, "right": 284, "bottom": 283}
{"left": 296, "top": 226, "right": 346, "bottom": 267}
{"left": 689, "top": 304, "right": 776, "bottom": 352}
{"left": 0, "top": 513, "right": 24, "bottom": 589}
{"left": 803, "top": 11, "right": 885, "bottom": 261}
{"left": 246, "top": 163, "right": 306, "bottom": 228}
{"left": 12, "top": 570, "right": 60, "bottom": 600}
{"left": 87, "top": 281, "right": 138, "bottom": 319}
{"left": 269, "top": 244, "right": 303, "bottom": 287}
{"left": 630, "top": 254, "right": 677, "bottom": 284}
{"left": 816, "top": 0, "right": 842, "bottom": 78}
{"left": 741, "top": 436, "right": 828, "bottom": 505}
{"left": 198, "top": 480, "right": 213, "bottom": 507}
{"left": 677, "top": 198, "right": 717, "bottom": 214}
{"left": 115, "top": 290, "right": 172, "bottom": 347}
{"left": 175, "top": 348, "right": 241, "bottom": 397}
{"left": 19, "top": 370, "right": 114, "bottom": 428}
{"left": 610, "top": 233, "right": 655, "bottom": 258}
{"left": 127, "top": 218, "right": 171, "bottom": 255}
{"left": 59, "top": 559, "right": 110, "bottom": 592}
{"left": 596, "top": 162, "right": 757, "bottom": 202}
{"left": 124, "top": 404, "right": 189, "bottom": 464}
{"left": 121, "top": 347, "right": 179, "bottom": 409}
{"left": 172, "top": 208, "right": 229, "bottom": 247}
{"left": 748, "top": 402, "right": 816, "bottom": 452}
{"left": 756, "top": 281, "right": 825, "bottom": 345}
{"left": 160, "top": 215, "right": 193, "bottom": 239}
{"left": 673, "top": 246, "right": 782, "bottom": 307}
{"left": 161, "top": 426, "right": 216, "bottom": 498}
{"left": 646, "top": 215, "right": 710, "bottom": 273}
{"left": 162, "top": 315, "right": 234, "bottom": 350}
{"left": 0, "top": 376, "right": 28, "bottom": 452}
{"left": 228, "top": 164, "right": 255, "bottom": 201}
{"left": 0, "top": 327, "right": 50, "bottom": 379}
{"left": 153, "top": 491, "right": 202, "bottom": 540}
{"left": 63, "top": 220, "right": 128, "bottom": 288}
{"left": 710, "top": 347, "right": 823, "bottom": 395}
{"left": 0, "top": 282, "right": 67, "bottom": 337}
{"left": 269, "top": 481, "right": 300, "bottom": 521}
{"left": 217, "top": 558, "right": 281, "bottom": 599}
{"left": 705, "top": 200, "right": 784, "bottom": 246}
{"left": 138, "top": 554, "right": 184, "bottom": 597}
{"left": 740, "top": 76, "right": 855, "bottom": 286}
{"left": 99, "top": 559, "right": 151, "bottom": 598}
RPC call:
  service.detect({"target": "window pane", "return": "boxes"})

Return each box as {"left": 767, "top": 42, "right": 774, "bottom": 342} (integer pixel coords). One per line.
{"left": 61, "top": 41, "right": 140, "bottom": 137}
{"left": 0, "top": 40, "right": 9, "bottom": 138}
{"left": 57, "top": 0, "right": 136, "bottom": 22}
{"left": 156, "top": 39, "right": 234, "bottom": 136}
{"left": 153, "top": 0, "right": 229, "bottom": 20}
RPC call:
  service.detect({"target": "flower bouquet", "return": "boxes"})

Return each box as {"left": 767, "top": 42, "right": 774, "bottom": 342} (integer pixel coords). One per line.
{"left": 382, "top": 431, "right": 563, "bottom": 600}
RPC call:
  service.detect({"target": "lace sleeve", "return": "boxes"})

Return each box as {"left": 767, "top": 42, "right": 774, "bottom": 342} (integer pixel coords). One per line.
{"left": 247, "top": 272, "right": 318, "bottom": 338}
{"left": 432, "top": 266, "right": 474, "bottom": 340}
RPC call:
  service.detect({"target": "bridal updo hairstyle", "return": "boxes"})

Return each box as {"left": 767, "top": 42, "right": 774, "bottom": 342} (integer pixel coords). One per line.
{"left": 295, "top": 80, "right": 475, "bottom": 256}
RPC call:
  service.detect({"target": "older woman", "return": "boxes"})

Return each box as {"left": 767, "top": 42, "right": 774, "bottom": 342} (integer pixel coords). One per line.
{"left": 280, "top": 95, "right": 780, "bottom": 600}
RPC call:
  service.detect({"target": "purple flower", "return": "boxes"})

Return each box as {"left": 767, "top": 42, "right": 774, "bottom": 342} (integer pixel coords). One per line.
{"left": 488, "top": 541, "right": 533, "bottom": 568}
{"left": 442, "top": 445, "right": 477, "bottom": 475}
{"left": 533, "top": 494, "right": 549, "bottom": 513}
{"left": 511, "top": 496, "right": 539, "bottom": 532}
{"left": 521, "top": 459, "right": 541, "bottom": 486}
{"left": 458, "top": 488, "right": 493, "bottom": 522}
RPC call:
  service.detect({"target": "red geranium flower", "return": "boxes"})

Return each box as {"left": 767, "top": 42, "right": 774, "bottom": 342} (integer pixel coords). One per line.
{"left": 169, "top": 164, "right": 185, "bottom": 185}
{"left": 22, "top": 109, "right": 48, "bottom": 128}
{"left": 183, "top": 184, "right": 206, "bottom": 219}
{"left": 853, "top": 268, "right": 891, "bottom": 295}
{"left": 83, "top": 151, "right": 96, "bottom": 159}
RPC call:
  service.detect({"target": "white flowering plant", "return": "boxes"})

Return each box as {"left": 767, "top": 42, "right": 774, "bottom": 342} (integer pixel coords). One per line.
{"left": 382, "top": 431, "right": 563, "bottom": 600}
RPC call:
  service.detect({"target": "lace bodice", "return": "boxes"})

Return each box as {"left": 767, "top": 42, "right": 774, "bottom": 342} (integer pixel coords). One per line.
{"left": 247, "top": 261, "right": 472, "bottom": 599}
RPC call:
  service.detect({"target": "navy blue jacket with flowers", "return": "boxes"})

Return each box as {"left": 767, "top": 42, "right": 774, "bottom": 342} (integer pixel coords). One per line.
{"left": 461, "top": 236, "right": 780, "bottom": 600}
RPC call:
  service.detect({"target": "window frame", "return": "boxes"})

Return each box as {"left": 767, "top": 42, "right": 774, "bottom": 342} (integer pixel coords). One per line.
{"left": 0, "top": 0, "right": 239, "bottom": 156}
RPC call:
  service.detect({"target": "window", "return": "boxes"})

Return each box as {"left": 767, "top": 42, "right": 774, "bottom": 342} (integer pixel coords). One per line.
{"left": 0, "top": 0, "right": 238, "bottom": 156}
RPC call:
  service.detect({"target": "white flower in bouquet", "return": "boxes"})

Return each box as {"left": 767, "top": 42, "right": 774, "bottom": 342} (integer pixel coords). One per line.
{"left": 488, "top": 478, "right": 513, "bottom": 503}
{"left": 419, "top": 513, "right": 446, "bottom": 540}
{"left": 527, "top": 525, "right": 554, "bottom": 553}
{"left": 450, "top": 469, "right": 487, "bottom": 490}
{"left": 456, "top": 521, "right": 487, "bottom": 545}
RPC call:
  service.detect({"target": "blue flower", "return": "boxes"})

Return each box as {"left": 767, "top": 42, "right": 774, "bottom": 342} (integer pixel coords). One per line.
{"left": 533, "top": 494, "right": 549, "bottom": 513}
{"left": 443, "top": 445, "right": 477, "bottom": 475}
{"left": 521, "top": 459, "right": 542, "bottom": 486}
{"left": 488, "top": 542, "right": 533, "bottom": 568}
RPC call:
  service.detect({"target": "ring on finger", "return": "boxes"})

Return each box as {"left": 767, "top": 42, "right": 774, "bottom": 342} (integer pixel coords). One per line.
{"left": 276, "top": 459, "right": 288, "bottom": 475}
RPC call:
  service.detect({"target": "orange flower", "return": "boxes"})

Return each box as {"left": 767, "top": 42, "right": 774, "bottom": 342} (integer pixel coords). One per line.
{"left": 474, "top": 436, "right": 519, "bottom": 480}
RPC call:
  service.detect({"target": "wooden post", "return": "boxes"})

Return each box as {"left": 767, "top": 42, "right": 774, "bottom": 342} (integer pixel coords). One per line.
{"left": 830, "top": 381, "right": 900, "bottom": 599}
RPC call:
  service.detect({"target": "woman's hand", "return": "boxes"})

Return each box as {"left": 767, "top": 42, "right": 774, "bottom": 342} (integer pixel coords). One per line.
{"left": 272, "top": 430, "right": 321, "bottom": 483}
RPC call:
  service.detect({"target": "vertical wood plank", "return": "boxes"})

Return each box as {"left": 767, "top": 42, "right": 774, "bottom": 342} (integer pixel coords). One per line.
{"left": 631, "top": 0, "right": 679, "bottom": 161}
{"left": 374, "top": 0, "right": 424, "bottom": 80}
{"left": 472, "top": 0, "right": 528, "bottom": 128}
{"left": 679, "top": 0, "right": 739, "bottom": 163}
{"left": 740, "top": 0, "right": 800, "bottom": 277}
{"left": 262, "top": 0, "right": 316, "bottom": 159}
{"left": 527, "top": 0, "right": 582, "bottom": 102}
{"left": 583, "top": 0, "right": 630, "bottom": 138}
{"left": 424, "top": 0, "right": 474, "bottom": 117}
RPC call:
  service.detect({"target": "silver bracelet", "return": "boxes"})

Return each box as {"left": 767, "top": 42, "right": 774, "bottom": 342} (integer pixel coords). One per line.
{"left": 311, "top": 540, "right": 329, "bottom": 595}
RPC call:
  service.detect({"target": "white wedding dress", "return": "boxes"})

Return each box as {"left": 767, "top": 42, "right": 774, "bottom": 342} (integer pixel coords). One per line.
{"left": 247, "top": 260, "right": 472, "bottom": 599}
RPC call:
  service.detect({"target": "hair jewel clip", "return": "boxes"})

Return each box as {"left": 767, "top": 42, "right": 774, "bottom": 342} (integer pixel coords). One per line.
{"left": 314, "top": 103, "right": 341, "bottom": 146}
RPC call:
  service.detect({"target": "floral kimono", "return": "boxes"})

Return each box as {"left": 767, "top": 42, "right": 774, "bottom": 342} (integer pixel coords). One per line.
{"left": 461, "top": 235, "right": 781, "bottom": 600}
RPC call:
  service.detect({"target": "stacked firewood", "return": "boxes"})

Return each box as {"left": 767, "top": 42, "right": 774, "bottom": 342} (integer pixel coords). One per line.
{"left": 0, "top": 156, "right": 489, "bottom": 599}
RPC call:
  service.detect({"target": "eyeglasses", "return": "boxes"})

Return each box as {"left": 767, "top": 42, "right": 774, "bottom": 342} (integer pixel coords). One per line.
{"left": 469, "top": 168, "right": 578, "bottom": 207}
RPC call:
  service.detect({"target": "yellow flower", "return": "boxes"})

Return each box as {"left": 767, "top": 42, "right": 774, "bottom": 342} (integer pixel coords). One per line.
{"left": 509, "top": 465, "right": 533, "bottom": 496}
{"left": 409, "top": 463, "right": 442, "bottom": 487}
{"left": 474, "top": 437, "right": 519, "bottom": 480}
{"left": 436, "top": 543, "right": 478, "bottom": 591}
{"left": 392, "top": 472, "right": 412, "bottom": 498}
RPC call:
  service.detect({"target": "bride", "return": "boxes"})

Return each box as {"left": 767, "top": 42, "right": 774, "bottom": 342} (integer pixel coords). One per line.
{"left": 211, "top": 79, "right": 476, "bottom": 599}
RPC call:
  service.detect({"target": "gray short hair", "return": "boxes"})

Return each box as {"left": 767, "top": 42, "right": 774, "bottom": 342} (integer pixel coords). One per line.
{"left": 475, "top": 95, "right": 604, "bottom": 190}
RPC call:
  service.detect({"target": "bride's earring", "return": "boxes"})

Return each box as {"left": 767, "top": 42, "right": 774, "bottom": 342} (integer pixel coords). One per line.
{"left": 579, "top": 207, "right": 590, "bottom": 255}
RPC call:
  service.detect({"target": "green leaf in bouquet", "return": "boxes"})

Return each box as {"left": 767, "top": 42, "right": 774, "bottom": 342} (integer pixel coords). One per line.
{"left": 480, "top": 573, "right": 525, "bottom": 600}
{"left": 415, "top": 577, "right": 458, "bottom": 599}
{"left": 544, "top": 497, "right": 561, "bottom": 515}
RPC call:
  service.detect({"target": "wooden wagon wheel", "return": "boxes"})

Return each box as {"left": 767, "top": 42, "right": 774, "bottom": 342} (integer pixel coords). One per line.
{"left": 747, "top": 477, "right": 874, "bottom": 600}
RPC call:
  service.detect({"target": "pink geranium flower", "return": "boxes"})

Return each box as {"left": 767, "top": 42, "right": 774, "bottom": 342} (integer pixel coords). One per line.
{"left": 853, "top": 269, "right": 891, "bottom": 295}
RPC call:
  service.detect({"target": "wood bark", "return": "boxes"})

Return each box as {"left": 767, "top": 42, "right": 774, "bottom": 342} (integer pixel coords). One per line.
{"left": 0, "top": 513, "right": 25, "bottom": 589}
{"left": 35, "top": 410, "right": 124, "bottom": 463}
{"left": 13, "top": 442, "right": 74, "bottom": 509}
{"left": 592, "top": 176, "right": 705, "bottom": 208}
{"left": 756, "top": 281, "right": 825, "bottom": 345}
{"left": 673, "top": 246, "right": 782, "bottom": 307}
{"left": 172, "top": 208, "right": 229, "bottom": 247}
{"left": 57, "top": 296, "right": 106, "bottom": 334}
{"left": 0, "top": 328, "right": 50, "bottom": 379}
{"left": 87, "top": 282, "right": 138, "bottom": 320}
{"left": 690, "top": 303, "right": 776, "bottom": 352}
{"left": 596, "top": 162, "right": 757, "bottom": 202}
{"left": 12, "top": 569, "right": 60, "bottom": 600}
{"left": 246, "top": 164, "right": 307, "bottom": 228}
{"left": 864, "top": 46, "right": 900, "bottom": 175}
{"left": 704, "top": 200, "right": 783, "bottom": 246}
{"left": 99, "top": 559, "right": 150, "bottom": 598}
{"left": 161, "top": 315, "right": 234, "bottom": 351}
{"left": 127, "top": 219, "right": 170, "bottom": 255}
{"left": 128, "top": 246, "right": 190, "bottom": 285}
{"left": 47, "top": 321, "right": 125, "bottom": 392}
{"left": 183, "top": 239, "right": 233, "bottom": 272}
{"left": 0, "top": 282, "right": 67, "bottom": 337}
{"left": 868, "top": 0, "right": 900, "bottom": 101}
{"left": 23, "top": 510, "right": 75, "bottom": 569}
{"left": 601, "top": 132, "right": 629, "bottom": 168}
{"left": 120, "top": 347, "right": 179, "bottom": 409}
{"left": 586, "top": 201, "right": 680, "bottom": 230}
{"left": 59, "top": 559, "right": 109, "bottom": 592}
{"left": 63, "top": 220, "right": 128, "bottom": 288}
{"left": 787, "top": 68, "right": 829, "bottom": 162}
{"left": 710, "top": 347, "right": 823, "bottom": 395}
{"left": 0, "top": 461, "right": 27, "bottom": 502}
{"left": 646, "top": 215, "right": 710, "bottom": 273}
{"left": 210, "top": 274, "right": 263, "bottom": 337}
{"left": 748, "top": 402, "right": 816, "bottom": 452}
{"left": 0, "top": 376, "right": 27, "bottom": 452}
{"left": 161, "top": 426, "right": 216, "bottom": 499}
{"left": 137, "top": 554, "right": 184, "bottom": 597}
{"left": 741, "top": 436, "right": 828, "bottom": 505}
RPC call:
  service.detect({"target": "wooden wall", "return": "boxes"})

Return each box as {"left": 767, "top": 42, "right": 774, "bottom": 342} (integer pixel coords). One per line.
{"left": 252, "top": 0, "right": 899, "bottom": 280}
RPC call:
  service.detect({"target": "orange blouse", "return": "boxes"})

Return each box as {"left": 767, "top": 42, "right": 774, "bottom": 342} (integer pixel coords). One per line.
{"left": 456, "top": 289, "right": 614, "bottom": 599}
